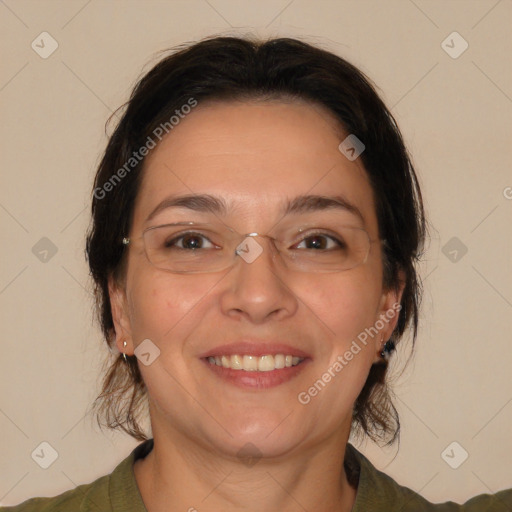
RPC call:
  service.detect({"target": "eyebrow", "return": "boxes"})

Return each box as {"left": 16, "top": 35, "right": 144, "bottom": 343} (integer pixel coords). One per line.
{"left": 145, "top": 193, "right": 365, "bottom": 225}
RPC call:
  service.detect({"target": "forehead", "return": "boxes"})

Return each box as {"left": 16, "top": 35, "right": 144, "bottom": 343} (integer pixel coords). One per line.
{"left": 132, "top": 100, "right": 378, "bottom": 233}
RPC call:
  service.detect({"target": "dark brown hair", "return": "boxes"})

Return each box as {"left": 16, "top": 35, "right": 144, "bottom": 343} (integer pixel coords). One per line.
{"left": 86, "top": 35, "right": 426, "bottom": 446}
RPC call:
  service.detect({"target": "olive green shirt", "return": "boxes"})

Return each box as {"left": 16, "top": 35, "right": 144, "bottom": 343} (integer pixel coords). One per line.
{"left": 2, "top": 439, "right": 511, "bottom": 511}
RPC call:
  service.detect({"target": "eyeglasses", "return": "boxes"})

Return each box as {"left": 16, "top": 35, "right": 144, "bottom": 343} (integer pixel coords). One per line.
{"left": 122, "top": 221, "right": 382, "bottom": 274}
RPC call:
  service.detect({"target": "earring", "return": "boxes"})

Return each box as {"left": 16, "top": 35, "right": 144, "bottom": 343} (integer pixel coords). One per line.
{"left": 380, "top": 338, "right": 395, "bottom": 362}
{"left": 122, "top": 340, "right": 128, "bottom": 363}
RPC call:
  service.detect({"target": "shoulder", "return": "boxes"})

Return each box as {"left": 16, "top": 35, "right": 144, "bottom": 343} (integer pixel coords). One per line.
{"left": 0, "top": 439, "right": 153, "bottom": 512}
{"left": 346, "top": 443, "right": 512, "bottom": 511}
{"left": 457, "top": 489, "right": 512, "bottom": 512}
{"left": 0, "top": 474, "right": 109, "bottom": 512}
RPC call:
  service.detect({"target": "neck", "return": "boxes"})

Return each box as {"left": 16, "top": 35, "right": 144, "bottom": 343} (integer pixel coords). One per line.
{"left": 134, "top": 427, "right": 358, "bottom": 512}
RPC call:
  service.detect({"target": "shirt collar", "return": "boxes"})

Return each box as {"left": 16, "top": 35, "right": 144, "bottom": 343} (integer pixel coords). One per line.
{"left": 109, "top": 438, "right": 153, "bottom": 511}
{"left": 107, "top": 438, "right": 401, "bottom": 511}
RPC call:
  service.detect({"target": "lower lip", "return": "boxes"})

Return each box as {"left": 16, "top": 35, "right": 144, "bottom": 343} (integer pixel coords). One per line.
{"left": 202, "top": 358, "right": 310, "bottom": 389}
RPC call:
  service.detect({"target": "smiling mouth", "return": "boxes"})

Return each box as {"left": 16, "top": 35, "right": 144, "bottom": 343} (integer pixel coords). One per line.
{"left": 205, "top": 354, "right": 305, "bottom": 372}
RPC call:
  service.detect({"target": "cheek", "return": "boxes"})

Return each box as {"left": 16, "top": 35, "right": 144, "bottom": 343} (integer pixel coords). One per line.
{"left": 305, "top": 269, "right": 382, "bottom": 342}
{"left": 291, "top": 278, "right": 382, "bottom": 428}
{"left": 308, "top": 273, "right": 381, "bottom": 384}
{"left": 126, "top": 268, "right": 212, "bottom": 350}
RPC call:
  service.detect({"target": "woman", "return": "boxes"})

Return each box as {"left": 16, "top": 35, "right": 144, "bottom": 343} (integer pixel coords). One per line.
{"left": 3, "top": 35, "right": 511, "bottom": 511}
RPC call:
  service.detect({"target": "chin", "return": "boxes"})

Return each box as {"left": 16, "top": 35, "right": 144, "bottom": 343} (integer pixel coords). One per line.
{"left": 209, "top": 413, "right": 305, "bottom": 459}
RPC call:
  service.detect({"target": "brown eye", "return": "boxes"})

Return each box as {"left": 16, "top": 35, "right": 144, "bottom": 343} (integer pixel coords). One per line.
{"left": 165, "top": 233, "right": 214, "bottom": 250}
{"left": 295, "top": 233, "right": 343, "bottom": 250}
{"left": 305, "top": 235, "right": 327, "bottom": 249}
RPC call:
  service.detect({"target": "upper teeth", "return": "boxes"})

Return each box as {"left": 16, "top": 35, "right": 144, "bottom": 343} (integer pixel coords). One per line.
{"left": 207, "top": 354, "right": 304, "bottom": 372}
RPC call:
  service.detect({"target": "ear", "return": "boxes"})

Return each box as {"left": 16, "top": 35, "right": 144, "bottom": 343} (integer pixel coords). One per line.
{"left": 108, "top": 274, "right": 134, "bottom": 356}
{"left": 372, "top": 269, "right": 406, "bottom": 364}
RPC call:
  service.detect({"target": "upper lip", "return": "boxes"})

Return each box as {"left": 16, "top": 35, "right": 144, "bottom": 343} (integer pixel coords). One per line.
{"left": 199, "top": 340, "right": 311, "bottom": 359}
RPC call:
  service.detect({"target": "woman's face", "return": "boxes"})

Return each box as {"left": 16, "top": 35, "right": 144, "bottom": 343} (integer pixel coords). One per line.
{"left": 110, "top": 99, "right": 402, "bottom": 459}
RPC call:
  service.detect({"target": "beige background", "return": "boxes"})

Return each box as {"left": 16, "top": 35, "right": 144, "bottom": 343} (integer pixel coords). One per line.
{"left": 1, "top": 0, "right": 511, "bottom": 507}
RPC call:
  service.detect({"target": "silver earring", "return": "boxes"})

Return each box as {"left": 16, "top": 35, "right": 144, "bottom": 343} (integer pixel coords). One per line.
{"left": 122, "top": 340, "right": 128, "bottom": 363}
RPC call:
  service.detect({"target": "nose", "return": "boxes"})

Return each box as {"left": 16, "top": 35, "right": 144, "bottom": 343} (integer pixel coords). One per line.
{"left": 219, "top": 234, "right": 298, "bottom": 324}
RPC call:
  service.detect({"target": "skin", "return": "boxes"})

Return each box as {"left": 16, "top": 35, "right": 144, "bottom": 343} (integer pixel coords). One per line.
{"left": 109, "top": 99, "right": 404, "bottom": 512}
